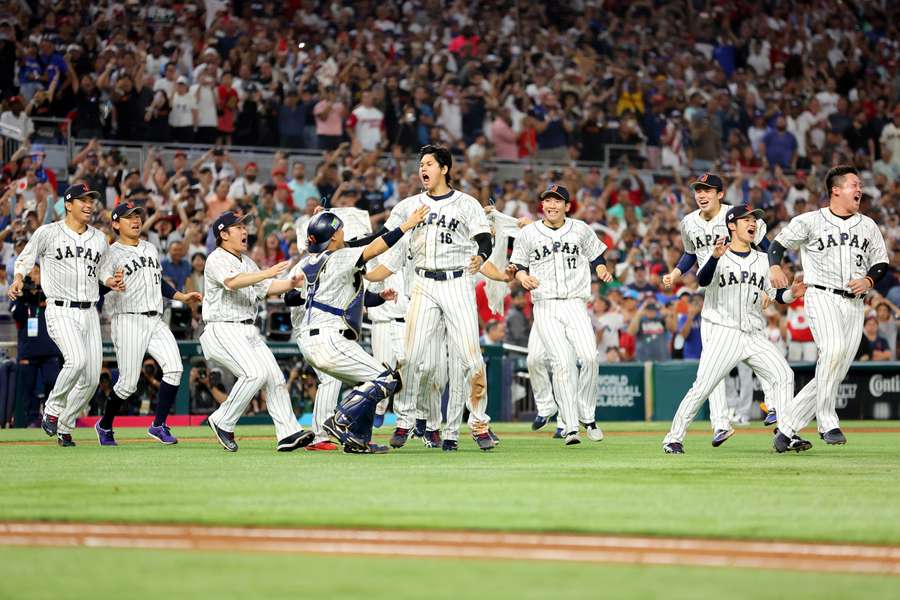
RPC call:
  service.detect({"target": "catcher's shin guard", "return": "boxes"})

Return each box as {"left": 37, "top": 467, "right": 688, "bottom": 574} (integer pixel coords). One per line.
{"left": 336, "top": 367, "right": 402, "bottom": 448}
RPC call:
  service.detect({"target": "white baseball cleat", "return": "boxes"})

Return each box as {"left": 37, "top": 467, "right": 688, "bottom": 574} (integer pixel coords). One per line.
{"left": 585, "top": 422, "right": 604, "bottom": 442}
{"left": 564, "top": 431, "right": 581, "bottom": 446}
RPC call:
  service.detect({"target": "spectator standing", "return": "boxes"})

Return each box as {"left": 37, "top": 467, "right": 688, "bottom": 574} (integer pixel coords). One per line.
{"left": 191, "top": 69, "right": 218, "bottom": 144}
{"left": 216, "top": 72, "right": 238, "bottom": 144}
{"left": 349, "top": 90, "right": 384, "bottom": 152}
{"left": 593, "top": 296, "right": 625, "bottom": 362}
{"left": 761, "top": 116, "right": 798, "bottom": 170}
{"left": 229, "top": 163, "right": 262, "bottom": 205}
{"left": 161, "top": 241, "right": 191, "bottom": 290}
{"left": 490, "top": 106, "right": 518, "bottom": 161}
{"left": 627, "top": 298, "right": 671, "bottom": 362}
{"left": 673, "top": 294, "right": 703, "bottom": 360}
{"left": 785, "top": 296, "right": 817, "bottom": 362}
{"left": 288, "top": 163, "right": 319, "bottom": 212}
{"left": 278, "top": 87, "right": 306, "bottom": 148}
{"left": 169, "top": 77, "right": 197, "bottom": 143}
{"left": 313, "top": 87, "right": 345, "bottom": 150}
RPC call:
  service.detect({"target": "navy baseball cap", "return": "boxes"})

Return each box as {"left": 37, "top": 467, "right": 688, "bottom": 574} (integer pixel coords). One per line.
{"left": 540, "top": 184, "right": 570, "bottom": 203}
{"left": 306, "top": 211, "right": 344, "bottom": 253}
{"left": 689, "top": 173, "right": 724, "bottom": 192}
{"left": 213, "top": 211, "right": 250, "bottom": 240}
{"left": 63, "top": 183, "right": 101, "bottom": 202}
{"left": 111, "top": 201, "right": 144, "bottom": 221}
{"left": 725, "top": 204, "right": 765, "bottom": 226}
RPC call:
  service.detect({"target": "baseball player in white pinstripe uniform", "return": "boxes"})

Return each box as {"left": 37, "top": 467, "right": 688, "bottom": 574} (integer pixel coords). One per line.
{"left": 663, "top": 173, "right": 773, "bottom": 446}
{"left": 9, "top": 184, "right": 108, "bottom": 447}
{"left": 508, "top": 184, "right": 611, "bottom": 445}
{"left": 769, "top": 166, "right": 889, "bottom": 450}
{"left": 201, "top": 211, "right": 314, "bottom": 453}
{"left": 297, "top": 206, "right": 427, "bottom": 453}
{"left": 383, "top": 145, "right": 497, "bottom": 451}
{"left": 93, "top": 201, "right": 202, "bottom": 447}
{"left": 663, "top": 206, "right": 806, "bottom": 454}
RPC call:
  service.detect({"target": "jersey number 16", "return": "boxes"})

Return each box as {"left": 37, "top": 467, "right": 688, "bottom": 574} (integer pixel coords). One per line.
{"left": 439, "top": 232, "right": 453, "bottom": 244}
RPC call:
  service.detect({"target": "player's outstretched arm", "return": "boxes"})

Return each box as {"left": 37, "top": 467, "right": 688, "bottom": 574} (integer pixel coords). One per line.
{"left": 360, "top": 205, "right": 428, "bottom": 263}
{"left": 266, "top": 271, "right": 305, "bottom": 296}
{"left": 364, "top": 264, "right": 395, "bottom": 282}
{"left": 480, "top": 260, "right": 511, "bottom": 282}
{"left": 224, "top": 260, "right": 292, "bottom": 291}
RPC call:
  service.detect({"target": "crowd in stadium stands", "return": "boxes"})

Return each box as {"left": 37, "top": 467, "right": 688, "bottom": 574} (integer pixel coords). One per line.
{"left": 2, "top": 0, "right": 900, "bottom": 383}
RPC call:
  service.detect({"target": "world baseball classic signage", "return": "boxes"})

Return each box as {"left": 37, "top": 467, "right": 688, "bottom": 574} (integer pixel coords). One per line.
{"left": 595, "top": 364, "right": 645, "bottom": 421}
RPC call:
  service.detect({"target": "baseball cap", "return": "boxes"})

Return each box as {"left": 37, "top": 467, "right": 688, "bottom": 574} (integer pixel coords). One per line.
{"left": 725, "top": 204, "right": 765, "bottom": 227}
{"left": 176, "top": 76, "right": 188, "bottom": 85}
{"left": 307, "top": 211, "right": 344, "bottom": 253}
{"left": 125, "top": 185, "right": 149, "bottom": 199}
{"left": 272, "top": 167, "right": 287, "bottom": 176}
{"left": 212, "top": 211, "right": 250, "bottom": 240}
{"left": 539, "top": 184, "right": 570, "bottom": 203}
{"left": 245, "top": 161, "right": 257, "bottom": 171}
{"left": 111, "top": 201, "right": 144, "bottom": 221}
{"left": 63, "top": 183, "right": 100, "bottom": 202}
{"left": 690, "top": 173, "right": 724, "bottom": 192}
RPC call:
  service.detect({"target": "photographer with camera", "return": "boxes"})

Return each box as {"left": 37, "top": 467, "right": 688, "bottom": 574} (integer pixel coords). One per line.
{"left": 10, "top": 265, "right": 63, "bottom": 427}
{"left": 627, "top": 295, "right": 675, "bottom": 362}
{"left": 189, "top": 364, "right": 227, "bottom": 410}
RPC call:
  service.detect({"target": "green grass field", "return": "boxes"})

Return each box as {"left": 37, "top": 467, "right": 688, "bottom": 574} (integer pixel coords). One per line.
{"left": 2, "top": 421, "right": 899, "bottom": 599}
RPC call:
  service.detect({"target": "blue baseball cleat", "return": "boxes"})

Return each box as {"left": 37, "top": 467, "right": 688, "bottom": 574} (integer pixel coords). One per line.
{"left": 95, "top": 422, "right": 117, "bottom": 446}
{"left": 531, "top": 415, "right": 550, "bottom": 431}
{"left": 764, "top": 409, "right": 777, "bottom": 426}
{"left": 711, "top": 428, "right": 734, "bottom": 447}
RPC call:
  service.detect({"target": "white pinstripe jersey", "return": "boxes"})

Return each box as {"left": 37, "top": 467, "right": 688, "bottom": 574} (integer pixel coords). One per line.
{"left": 509, "top": 218, "right": 607, "bottom": 302}
{"left": 774, "top": 208, "right": 889, "bottom": 291}
{"left": 287, "top": 261, "right": 308, "bottom": 332}
{"left": 298, "top": 246, "right": 365, "bottom": 331}
{"left": 202, "top": 248, "right": 270, "bottom": 322}
{"left": 367, "top": 236, "right": 411, "bottom": 321}
{"left": 385, "top": 190, "right": 490, "bottom": 271}
{"left": 702, "top": 249, "right": 774, "bottom": 333}
{"left": 98, "top": 241, "right": 164, "bottom": 315}
{"left": 13, "top": 221, "right": 108, "bottom": 302}
{"left": 681, "top": 203, "right": 767, "bottom": 265}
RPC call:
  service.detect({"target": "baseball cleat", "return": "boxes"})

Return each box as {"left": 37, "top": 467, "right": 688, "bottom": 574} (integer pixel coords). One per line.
{"left": 663, "top": 442, "right": 684, "bottom": 454}
{"left": 344, "top": 442, "right": 390, "bottom": 454}
{"left": 208, "top": 418, "right": 238, "bottom": 452}
{"left": 373, "top": 413, "right": 385, "bottom": 429}
{"left": 441, "top": 439, "right": 459, "bottom": 452}
{"left": 711, "top": 428, "right": 735, "bottom": 447}
{"left": 763, "top": 408, "right": 778, "bottom": 426}
{"left": 57, "top": 433, "right": 76, "bottom": 447}
{"left": 531, "top": 414, "right": 551, "bottom": 431}
{"left": 423, "top": 429, "right": 442, "bottom": 448}
{"left": 322, "top": 416, "right": 349, "bottom": 445}
{"left": 95, "top": 422, "right": 117, "bottom": 446}
{"left": 276, "top": 430, "right": 315, "bottom": 452}
{"left": 774, "top": 431, "right": 812, "bottom": 453}
{"left": 564, "top": 431, "right": 581, "bottom": 446}
{"left": 305, "top": 440, "right": 338, "bottom": 451}
{"left": 389, "top": 427, "right": 410, "bottom": 448}
{"left": 412, "top": 419, "right": 426, "bottom": 438}
{"left": 820, "top": 428, "right": 846, "bottom": 445}
{"left": 585, "top": 422, "right": 604, "bottom": 442}
{"left": 148, "top": 423, "right": 178, "bottom": 445}
{"left": 472, "top": 432, "right": 495, "bottom": 451}
{"left": 552, "top": 427, "right": 563, "bottom": 439}
{"left": 488, "top": 428, "right": 500, "bottom": 444}
{"left": 41, "top": 414, "right": 58, "bottom": 437}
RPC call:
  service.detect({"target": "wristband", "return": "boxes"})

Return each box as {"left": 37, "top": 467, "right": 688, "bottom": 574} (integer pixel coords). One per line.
{"left": 865, "top": 276, "right": 874, "bottom": 289}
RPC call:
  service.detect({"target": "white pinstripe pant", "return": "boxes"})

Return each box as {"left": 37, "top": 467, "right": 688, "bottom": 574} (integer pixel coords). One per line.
{"left": 664, "top": 321, "right": 794, "bottom": 445}
{"left": 310, "top": 368, "right": 342, "bottom": 443}
{"left": 778, "top": 289, "right": 864, "bottom": 438}
{"left": 45, "top": 304, "right": 103, "bottom": 435}
{"left": 110, "top": 314, "right": 183, "bottom": 399}
{"left": 371, "top": 319, "right": 406, "bottom": 417}
{"left": 527, "top": 331, "right": 568, "bottom": 431}
{"left": 201, "top": 322, "right": 301, "bottom": 441}
{"left": 533, "top": 299, "right": 598, "bottom": 433}
{"left": 403, "top": 274, "right": 490, "bottom": 434}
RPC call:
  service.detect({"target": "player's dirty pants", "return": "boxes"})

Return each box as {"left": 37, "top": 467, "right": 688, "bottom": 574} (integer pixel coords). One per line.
{"left": 201, "top": 323, "right": 301, "bottom": 441}
{"left": 300, "top": 328, "right": 397, "bottom": 444}
{"left": 664, "top": 321, "right": 793, "bottom": 445}
{"left": 533, "top": 299, "right": 597, "bottom": 433}
{"left": 778, "top": 289, "right": 864, "bottom": 438}
{"left": 371, "top": 319, "right": 406, "bottom": 418}
{"left": 401, "top": 273, "right": 490, "bottom": 434}
{"left": 44, "top": 303, "right": 102, "bottom": 435}
{"left": 110, "top": 314, "right": 182, "bottom": 398}
{"left": 527, "top": 330, "right": 568, "bottom": 432}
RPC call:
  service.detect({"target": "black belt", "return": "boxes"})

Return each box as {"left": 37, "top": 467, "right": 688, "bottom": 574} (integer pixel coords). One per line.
{"left": 54, "top": 300, "right": 93, "bottom": 309}
{"left": 220, "top": 319, "right": 254, "bottom": 325}
{"left": 308, "top": 328, "right": 355, "bottom": 340}
{"left": 811, "top": 284, "right": 862, "bottom": 300}
{"left": 125, "top": 311, "right": 159, "bottom": 317}
{"left": 416, "top": 268, "right": 465, "bottom": 281}
{"left": 394, "top": 317, "right": 405, "bottom": 323}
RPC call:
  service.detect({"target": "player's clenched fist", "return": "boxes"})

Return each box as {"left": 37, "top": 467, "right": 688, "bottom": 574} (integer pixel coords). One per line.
{"left": 468, "top": 254, "right": 484, "bottom": 274}
{"left": 175, "top": 291, "right": 203, "bottom": 304}
{"left": 595, "top": 264, "right": 613, "bottom": 283}
{"left": 288, "top": 272, "right": 305, "bottom": 289}
{"left": 380, "top": 288, "right": 398, "bottom": 302}
{"left": 516, "top": 272, "right": 540, "bottom": 290}
{"left": 662, "top": 270, "right": 680, "bottom": 289}
{"left": 401, "top": 205, "right": 429, "bottom": 231}
{"left": 106, "top": 267, "right": 126, "bottom": 292}
{"left": 7, "top": 278, "right": 22, "bottom": 301}
{"left": 712, "top": 238, "right": 728, "bottom": 258}
{"left": 768, "top": 265, "right": 788, "bottom": 289}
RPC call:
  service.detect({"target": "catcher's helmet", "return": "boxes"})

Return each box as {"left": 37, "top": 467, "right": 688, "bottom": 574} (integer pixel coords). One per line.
{"left": 307, "top": 211, "right": 344, "bottom": 253}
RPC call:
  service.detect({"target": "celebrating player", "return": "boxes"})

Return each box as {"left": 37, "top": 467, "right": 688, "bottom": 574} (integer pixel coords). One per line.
{"left": 383, "top": 145, "right": 497, "bottom": 451}
{"left": 93, "top": 202, "right": 202, "bottom": 446}
{"left": 201, "top": 211, "right": 315, "bottom": 453}
{"left": 768, "top": 166, "right": 889, "bottom": 449}
{"left": 662, "top": 172, "right": 774, "bottom": 445}
{"left": 9, "top": 184, "right": 108, "bottom": 447}
{"left": 508, "top": 184, "right": 612, "bottom": 445}
{"left": 297, "top": 205, "right": 428, "bottom": 453}
{"left": 663, "top": 206, "right": 806, "bottom": 454}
